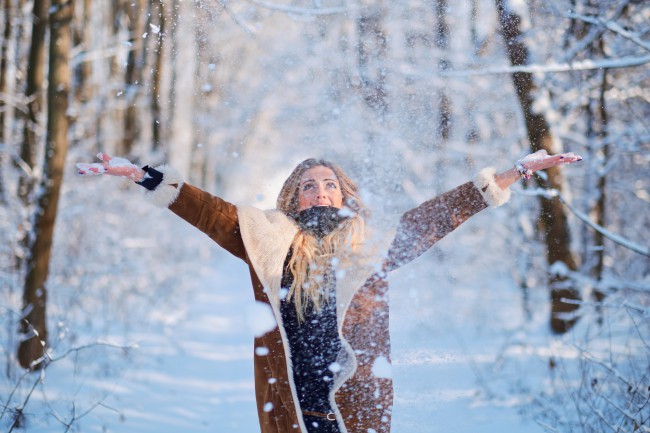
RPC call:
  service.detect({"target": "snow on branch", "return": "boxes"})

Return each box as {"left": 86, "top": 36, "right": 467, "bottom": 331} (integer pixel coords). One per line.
{"left": 441, "top": 54, "right": 650, "bottom": 77}
{"left": 245, "top": 0, "right": 349, "bottom": 16}
{"left": 517, "top": 188, "right": 650, "bottom": 258}
{"left": 214, "top": 0, "right": 258, "bottom": 36}
{"left": 566, "top": 12, "right": 650, "bottom": 53}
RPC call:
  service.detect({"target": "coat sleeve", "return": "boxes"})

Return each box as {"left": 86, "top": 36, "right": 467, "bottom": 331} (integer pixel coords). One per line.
{"left": 168, "top": 183, "right": 248, "bottom": 261}
{"left": 385, "top": 169, "right": 510, "bottom": 271}
{"left": 139, "top": 164, "right": 248, "bottom": 261}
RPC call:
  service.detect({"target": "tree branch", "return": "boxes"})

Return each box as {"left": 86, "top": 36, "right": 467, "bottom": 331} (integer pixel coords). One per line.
{"left": 245, "top": 0, "right": 348, "bottom": 16}
{"left": 518, "top": 188, "right": 650, "bottom": 257}
{"left": 440, "top": 54, "right": 650, "bottom": 77}
{"left": 566, "top": 12, "right": 650, "bottom": 53}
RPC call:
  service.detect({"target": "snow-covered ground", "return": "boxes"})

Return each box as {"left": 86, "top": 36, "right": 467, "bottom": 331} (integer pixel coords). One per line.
{"left": 1, "top": 184, "right": 558, "bottom": 432}
{"left": 7, "top": 165, "right": 645, "bottom": 433}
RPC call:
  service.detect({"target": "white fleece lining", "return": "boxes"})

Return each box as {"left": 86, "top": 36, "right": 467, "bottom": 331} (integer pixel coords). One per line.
{"left": 144, "top": 164, "right": 184, "bottom": 208}
{"left": 473, "top": 167, "right": 511, "bottom": 207}
{"left": 236, "top": 207, "right": 389, "bottom": 433}
{"left": 237, "top": 206, "right": 309, "bottom": 433}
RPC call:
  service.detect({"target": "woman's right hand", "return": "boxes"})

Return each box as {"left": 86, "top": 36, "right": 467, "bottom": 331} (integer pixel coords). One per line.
{"left": 76, "top": 153, "right": 145, "bottom": 182}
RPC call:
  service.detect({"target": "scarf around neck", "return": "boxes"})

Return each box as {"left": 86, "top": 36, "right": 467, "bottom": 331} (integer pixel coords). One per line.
{"left": 297, "top": 206, "right": 349, "bottom": 238}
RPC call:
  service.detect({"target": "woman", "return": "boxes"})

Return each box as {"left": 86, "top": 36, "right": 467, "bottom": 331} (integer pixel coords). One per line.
{"left": 77, "top": 150, "right": 581, "bottom": 433}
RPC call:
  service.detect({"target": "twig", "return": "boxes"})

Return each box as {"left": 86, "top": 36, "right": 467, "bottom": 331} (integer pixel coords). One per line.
{"left": 558, "top": 195, "right": 650, "bottom": 257}
{"left": 579, "top": 351, "right": 634, "bottom": 390}
{"left": 625, "top": 309, "right": 650, "bottom": 352}
{"left": 214, "top": 0, "right": 257, "bottom": 36}
{"left": 0, "top": 370, "right": 31, "bottom": 421}
{"left": 567, "top": 13, "right": 650, "bottom": 52}
{"left": 517, "top": 188, "right": 650, "bottom": 257}
{"left": 46, "top": 341, "right": 139, "bottom": 364}
{"left": 8, "top": 371, "right": 41, "bottom": 433}
{"left": 561, "top": 298, "right": 647, "bottom": 314}
{"left": 48, "top": 395, "right": 108, "bottom": 433}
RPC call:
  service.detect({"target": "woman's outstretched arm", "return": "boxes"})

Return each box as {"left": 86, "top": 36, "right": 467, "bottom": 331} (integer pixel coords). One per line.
{"left": 77, "top": 153, "right": 248, "bottom": 260}
{"left": 385, "top": 150, "right": 582, "bottom": 271}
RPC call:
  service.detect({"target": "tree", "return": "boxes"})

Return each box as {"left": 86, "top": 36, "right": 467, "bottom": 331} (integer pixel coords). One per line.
{"left": 121, "top": 0, "right": 146, "bottom": 156}
{"left": 0, "top": 0, "right": 12, "bottom": 142}
{"left": 149, "top": 0, "right": 165, "bottom": 151}
{"left": 17, "top": 0, "right": 49, "bottom": 204}
{"left": 72, "top": 0, "right": 92, "bottom": 103}
{"left": 495, "top": 0, "right": 580, "bottom": 333}
{"left": 18, "top": 0, "right": 72, "bottom": 369}
{"left": 0, "top": 0, "right": 13, "bottom": 203}
{"left": 357, "top": 4, "right": 388, "bottom": 116}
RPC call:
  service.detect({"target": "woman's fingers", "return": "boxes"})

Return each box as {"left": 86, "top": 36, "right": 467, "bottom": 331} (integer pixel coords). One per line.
{"left": 98, "top": 152, "right": 108, "bottom": 167}
{"left": 521, "top": 152, "right": 583, "bottom": 172}
{"left": 77, "top": 153, "right": 143, "bottom": 180}
{"left": 76, "top": 162, "right": 106, "bottom": 175}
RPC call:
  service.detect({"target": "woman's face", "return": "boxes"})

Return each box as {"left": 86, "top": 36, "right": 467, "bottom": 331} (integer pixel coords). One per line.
{"left": 297, "top": 166, "right": 343, "bottom": 212}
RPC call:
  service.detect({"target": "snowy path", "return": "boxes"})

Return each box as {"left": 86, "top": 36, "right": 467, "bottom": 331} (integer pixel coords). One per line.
{"left": 15, "top": 246, "right": 545, "bottom": 432}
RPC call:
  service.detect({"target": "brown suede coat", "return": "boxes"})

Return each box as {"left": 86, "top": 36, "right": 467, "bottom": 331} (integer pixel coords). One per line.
{"left": 166, "top": 180, "right": 489, "bottom": 433}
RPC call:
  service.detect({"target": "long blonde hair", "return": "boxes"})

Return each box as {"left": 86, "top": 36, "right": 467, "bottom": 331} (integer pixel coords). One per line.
{"left": 277, "top": 159, "right": 369, "bottom": 321}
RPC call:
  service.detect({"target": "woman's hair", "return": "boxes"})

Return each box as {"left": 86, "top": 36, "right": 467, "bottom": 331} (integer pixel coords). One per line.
{"left": 277, "top": 158, "right": 369, "bottom": 321}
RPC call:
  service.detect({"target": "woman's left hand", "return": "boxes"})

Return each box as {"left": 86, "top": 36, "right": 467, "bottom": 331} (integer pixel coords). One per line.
{"left": 516, "top": 149, "right": 583, "bottom": 179}
{"left": 76, "top": 152, "right": 145, "bottom": 181}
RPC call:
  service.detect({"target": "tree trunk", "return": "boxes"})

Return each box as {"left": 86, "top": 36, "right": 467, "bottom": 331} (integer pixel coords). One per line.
{"left": 435, "top": 0, "right": 451, "bottom": 142}
{"left": 73, "top": 0, "right": 92, "bottom": 103}
{"left": 18, "top": 0, "right": 49, "bottom": 204}
{"left": 150, "top": 0, "right": 165, "bottom": 150}
{"left": 167, "top": 0, "right": 194, "bottom": 173}
{"left": 589, "top": 68, "right": 608, "bottom": 307}
{"left": 433, "top": 0, "right": 451, "bottom": 188}
{"left": 121, "top": 0, "right": 145, "bottom": 156}
{"left": 495, "top": 0, "right": 580, "bottom": 334}
{"left": 18, "top": 0, "right": 72, "bottom": 370}
{"left": 357, "top": 6, "right": 388, "bottom": 116}
{"left": 0, "top": 0, "right": 12, "bottom": 203}
{"left": 0, "top": 0, "right": 12, "bottom": 140}
{"left": 578, "top": 29, "right": 609, "bottom": 310}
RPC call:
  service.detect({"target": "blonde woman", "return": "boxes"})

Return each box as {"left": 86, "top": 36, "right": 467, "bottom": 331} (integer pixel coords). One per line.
{"left": 77, "top": 150, "right": 581, "bottom": 433}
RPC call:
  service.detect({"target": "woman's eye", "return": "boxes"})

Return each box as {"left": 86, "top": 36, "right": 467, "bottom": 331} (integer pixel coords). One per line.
{"left": 302, "top": 183, "right": 314, "bottom": 191}
{"left": 327, "top": 182, "right": 338, "bottom": 189}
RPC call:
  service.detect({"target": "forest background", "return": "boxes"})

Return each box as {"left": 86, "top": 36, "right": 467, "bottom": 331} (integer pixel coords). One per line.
{"left": 0, "top": 0, "right": 648, "bottom": 432}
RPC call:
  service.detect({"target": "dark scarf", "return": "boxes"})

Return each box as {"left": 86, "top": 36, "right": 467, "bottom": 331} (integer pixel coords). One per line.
{"left": 297, "top": 206, "right": 349, "bottom": 238}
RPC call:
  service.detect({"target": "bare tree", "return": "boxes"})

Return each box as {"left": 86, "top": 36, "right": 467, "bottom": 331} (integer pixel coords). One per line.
{"left": 495, "top": 0, "right": 580, "bottom": 333}
{"left": 18, "top": 0, "right": 72, "bottom": 369}
{"left": 18, "top": 0, "right": 49, "bottom": 204}
{"left": 149, "top": 0, "right": 165, "bottom": 151}
{"left": 0, "top": 0, "right": 12, "bottom": 140}
{"left": 563, "top": 3, "right": 616, "bottom": 308}
{"left": 0, "top": 0, "right": 12, "bottom": 203}
{"left": 357, "top": 5, "right": 388, "bottom": 116}
{"left": 121, "top": 0, "right": 146, "bottom": 156}
{"left": 72, "top": 0, "right": 92, "bottom": 103}
{"left": 435, "top": 0, "right": 451, "bottom": 142}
